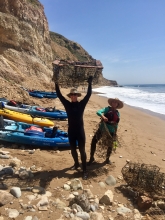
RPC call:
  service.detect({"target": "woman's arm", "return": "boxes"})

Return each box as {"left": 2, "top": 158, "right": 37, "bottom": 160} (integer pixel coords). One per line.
{"left": 97, "top": 107, "right": 109, "bottom": 122}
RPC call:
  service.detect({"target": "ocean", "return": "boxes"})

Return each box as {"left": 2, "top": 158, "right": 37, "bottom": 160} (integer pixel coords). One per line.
{"left": 92, "top": 84, "right": 165, "bottom": 116}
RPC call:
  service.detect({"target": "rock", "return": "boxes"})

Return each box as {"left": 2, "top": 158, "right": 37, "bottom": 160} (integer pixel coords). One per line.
{"left": 133, "top": 209, "right": 142, "bottom": 220}
{"left": 90, "top": 212, "right": 105, "bottom": 220}
{"left": 98, "top": 181, "right": 106, "bottom": 188}
{"left": 10, "top": 187, "right": 21, "bottom": 198}
{"left": 32, "top": 186, "right": 45, "bottom": 194}
{"left": 53, "top": 198, "right": 67, "bottom": 209}
{"left": 99, "top": 190, "right": 114, "bottom": 205}
{"left": 90, "top": 203, "right": 98, "bottom": 212}
{"left": 0, "top": 190, "right": 14, "bottom": 206}
{"left": 19, "top": 170, "right": 34, "bottom": 179}
{"left": 24, "top": 217, "right": 33, "bottom": 220}
{"left": 83, "top": 189, "right": 94, "bottom": 199}
{"left": 137, "top": 196, "right": 153, "bottom": 210}
{"left": 73, "top": 191, "right": 79, "bottom": 196}
{"left": 26, "top": 195, "right": 36, "bottom": 201}
{"left": 38, "top": 206, "right": 48, "bottom": 211}
{"left": 0, "top": 183, "right": 8, "bottom": 190}
{"left": 7, "top": 209, "right": 19, "bottom": 218}
{"left": 117, "top": 206, "right": 132, "bottom": 214}
{"left": 9, "top": 158, "right": 21, "bottom": 167}
{"left": 37, "top": 196, "right": 48, "bottom": 207}
{"left": 63, "top": 184, "right": 70, "bottom": 190}
{"left": 105, "top": 175, "right": 116, "bottom": 186}
{"left": 72, "top": 203, "right": 83, "bottom": 212}
{"left": 69, "top": 194, "right": 90, "bottom": 212}
{"left": 2, "top": 167, "right": 14, "bottom": 175}
{"left": 157, "top": 200, "right": 165, "bottom": 210}
{"left": 0, "top": 154, "right": 10, "bottom": 159}
{"left": 66, "top": 194, "right": 75, "bottom": 201}
{"left": 70, "top": 179, "right": 83, "bottom": 190}
{"left": 76, "top": 211, "right": 90, "bottom": 220}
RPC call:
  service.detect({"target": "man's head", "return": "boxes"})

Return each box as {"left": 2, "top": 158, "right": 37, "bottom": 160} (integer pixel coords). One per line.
{"left": 108, "top": 98, "right": 124, "bottom": 109}
{"left": 67, "top": 88, "right": 81, "bottom": 102}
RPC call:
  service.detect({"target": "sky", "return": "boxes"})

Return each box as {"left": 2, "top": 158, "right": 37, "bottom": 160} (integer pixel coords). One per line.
{"left": 39, "top": 0, "right": 165, "bottom": 85}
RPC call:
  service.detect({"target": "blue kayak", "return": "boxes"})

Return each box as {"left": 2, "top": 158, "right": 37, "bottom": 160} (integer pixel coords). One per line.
{"left": 29, "top": 91, "right": 57, "bottom": 99}
{"left": 31, "top": 90, "right": 57, "bottom": 95}
{"left": 28, "top": 106, "right": 68, "bottom": 120}
{"left": 29, "top": 92, "right": 44, "bottom": 98}
{"left": 0, "top": 118, "right": 70, "bottom": 148}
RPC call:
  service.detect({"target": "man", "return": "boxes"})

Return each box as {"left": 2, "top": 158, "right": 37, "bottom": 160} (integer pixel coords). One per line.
{"left": 87, "top": 98, "right": 124, "bottom": 165}
{"left": 55, "top": 76, "right": 93, "bottom": 180}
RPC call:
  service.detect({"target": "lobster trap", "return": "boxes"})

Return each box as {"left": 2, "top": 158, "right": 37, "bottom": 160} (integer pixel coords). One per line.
{"left": 52, "top": 59, "right": 103, "bottom": 87}
{"left": 121, "top": 162, "right": 165, "bottom": 196}
{"left": 145, "top": 207, "right": 165, "bottom": 220}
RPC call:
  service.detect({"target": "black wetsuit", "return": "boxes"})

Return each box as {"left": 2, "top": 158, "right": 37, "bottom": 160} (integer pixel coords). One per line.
{"left": 55, "top": 83, "right": 92, "bottom": 171}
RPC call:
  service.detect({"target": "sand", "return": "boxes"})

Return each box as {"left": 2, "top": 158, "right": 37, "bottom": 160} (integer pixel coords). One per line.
{"left": 0, "top": 86, "right": 165, "bottom": 219}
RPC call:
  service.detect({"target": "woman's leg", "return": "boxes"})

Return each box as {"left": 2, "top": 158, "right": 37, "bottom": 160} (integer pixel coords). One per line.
{"left": 105, "top": 133, "right": 114, "bottom": 164}
{"left": 87, "top": 128, "right": 102, "bottom": 165}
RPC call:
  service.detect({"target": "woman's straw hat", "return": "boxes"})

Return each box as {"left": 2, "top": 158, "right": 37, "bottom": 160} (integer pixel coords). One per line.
{"left": 67, "top": 88, "right": 81, "bottom": 97}
{"left": 108, "top": 98, "right": 124, "bottom": 109}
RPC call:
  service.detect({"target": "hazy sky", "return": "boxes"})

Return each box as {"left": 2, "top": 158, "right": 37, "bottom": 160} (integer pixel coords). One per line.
{"left": 39, "top": 0, "right": 165, "bottom": 85}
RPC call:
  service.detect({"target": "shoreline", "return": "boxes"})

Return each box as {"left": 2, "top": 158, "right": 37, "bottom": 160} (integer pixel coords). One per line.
{"left": 91, "top": 92, "right": 165, "bottom": 121}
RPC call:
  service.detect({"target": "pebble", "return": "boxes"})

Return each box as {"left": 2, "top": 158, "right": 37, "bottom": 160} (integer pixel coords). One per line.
{"left": 10, "top": 187, "right": 21, "bottom": 198}
{"left": 105, "top": 175, "right": 116, "bottom": 186}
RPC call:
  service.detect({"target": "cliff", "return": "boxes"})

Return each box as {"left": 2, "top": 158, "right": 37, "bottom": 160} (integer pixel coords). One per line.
{"left": 0, "top": 0, "right": 117, "bottom": 101}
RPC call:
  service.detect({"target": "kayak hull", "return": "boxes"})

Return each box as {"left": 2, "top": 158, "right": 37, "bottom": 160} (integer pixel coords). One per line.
{"left": 0, "top": 119, "right": 70, "bottom": 148}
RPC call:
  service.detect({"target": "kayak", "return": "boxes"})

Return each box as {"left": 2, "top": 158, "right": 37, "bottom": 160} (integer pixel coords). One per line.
{"left": 4, "top": 103, "right": 68, "bottom": 120}
{"left": 28, "top": 106, "right": 67, "bottom": 120}
{"left": 0, "top": 108, "right": 54, "bottom": 127}
{"left": 29, "top": 92, "right": 44, "bottom": 98}
{"left": 29, "top": 91, "right": 57, "bottom": 99}
{"left": 30, "top": 90, "right": 57, "bottom": 95}
{"left": 0, "top": 118, "right": 70, "bottom": 148}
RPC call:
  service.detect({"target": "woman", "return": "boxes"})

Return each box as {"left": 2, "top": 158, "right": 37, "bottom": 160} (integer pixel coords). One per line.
{"left": 55, "top": 76, "right": 93, "bottom": 180}
{"left": 87, "top": 98, "right": 124, "bottom": 165}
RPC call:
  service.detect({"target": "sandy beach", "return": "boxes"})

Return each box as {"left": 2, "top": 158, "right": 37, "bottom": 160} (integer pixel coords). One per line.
{"left": 0, "top": 86, "right": 165, "bottom": 219}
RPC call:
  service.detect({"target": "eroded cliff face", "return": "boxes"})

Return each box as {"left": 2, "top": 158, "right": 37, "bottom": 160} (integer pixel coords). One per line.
{"left": 0, "top": 0, "right": 53, "bottom": 92}
{"left": 0, "top": 0, "right": 117, "bottom": 101}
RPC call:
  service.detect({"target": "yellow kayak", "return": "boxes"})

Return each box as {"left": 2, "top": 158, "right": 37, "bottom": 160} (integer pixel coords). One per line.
{"left": 0, "top": 108, "right": 54, "bottom": 127}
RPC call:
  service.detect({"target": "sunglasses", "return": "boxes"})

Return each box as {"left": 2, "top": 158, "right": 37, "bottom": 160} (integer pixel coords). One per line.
{"left": 70, "top": 93, "right": 77, "bottom": 96}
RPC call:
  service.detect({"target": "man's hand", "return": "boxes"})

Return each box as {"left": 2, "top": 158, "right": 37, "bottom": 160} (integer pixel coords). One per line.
{"left": 87, "top": 76, "right": 93, "bottom": 84}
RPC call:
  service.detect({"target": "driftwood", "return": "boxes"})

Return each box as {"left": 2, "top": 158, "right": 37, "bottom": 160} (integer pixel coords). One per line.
{"left": 52, "top": 59, "right": 103, "bottom": 87}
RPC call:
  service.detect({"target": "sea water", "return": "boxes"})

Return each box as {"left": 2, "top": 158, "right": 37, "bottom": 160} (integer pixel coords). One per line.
{"left": 92, "top": 84, "right": 165, "bottom": 115}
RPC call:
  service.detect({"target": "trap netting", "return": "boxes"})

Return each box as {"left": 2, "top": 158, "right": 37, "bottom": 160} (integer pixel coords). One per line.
{"left": 145, "top": 207, "right": 165, "bottom": 220}
{"left": 94, "top": 121, "right": 121, "bottom": 158}
{"left": 52, "top": 59, "right": 103, "bottom": 87}
{"left": 121, "top": 162, "right": 165, "bottom": 196}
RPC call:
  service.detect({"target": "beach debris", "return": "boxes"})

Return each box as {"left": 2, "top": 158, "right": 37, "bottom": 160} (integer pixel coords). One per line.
{"left": 162, "top": 159, "right": 165, "bottom": 161}
{"left": 121, "top": 162, "right": 165, "bottom": 196}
